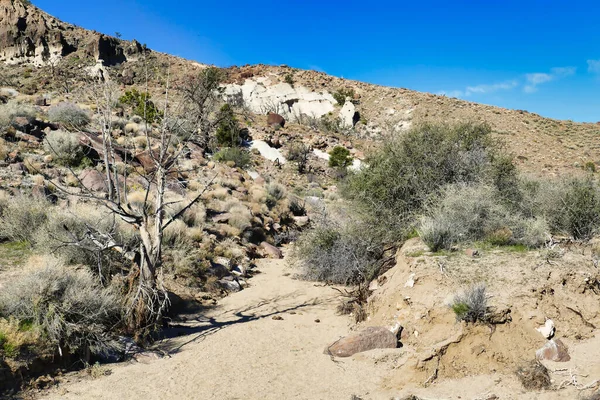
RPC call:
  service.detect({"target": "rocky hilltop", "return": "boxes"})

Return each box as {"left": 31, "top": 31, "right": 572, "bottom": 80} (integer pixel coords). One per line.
{"left": 0, "top": 0, "right": 143, "bottom": 65}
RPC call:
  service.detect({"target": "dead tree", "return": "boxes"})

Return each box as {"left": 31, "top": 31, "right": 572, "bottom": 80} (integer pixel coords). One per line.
{"left": 43, "top": 63, "right": 224, "bottom": 337}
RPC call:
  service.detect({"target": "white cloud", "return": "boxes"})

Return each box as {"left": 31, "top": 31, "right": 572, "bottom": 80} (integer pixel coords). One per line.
{"left": 438, "top": 90, "right": 464, "bottom": 98}
{"left": 524, "top": 67, "right": 576, "bottom": 93}
{"left": 588, "top": 60, "right": 600, "bottom": 74}
{"left": 439, "top": 80, "right": 517, "bottom": 99}
{"left": 465, "top": 80, "right": 518, "bottom": 96}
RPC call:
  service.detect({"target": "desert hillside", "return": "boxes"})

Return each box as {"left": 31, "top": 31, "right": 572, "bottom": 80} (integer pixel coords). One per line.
{"left": 0, "top": 1, "right": 600, "bottom": 399}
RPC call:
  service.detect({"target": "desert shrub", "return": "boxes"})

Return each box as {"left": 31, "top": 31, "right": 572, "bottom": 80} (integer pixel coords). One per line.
{"left": 0, "top": 195, "right": 48, "bottom": 243}
{"left": 516, "top": 360, "right": 551, "bottom": 390}
{"left": 284, "top": 73, "right": 294, "bottom": 86}
{"left": 555, "top": 178, "right": 600, "bottom": 239}
{"left": 266, "top": 182, "right": 286, "bottom": 209}
{"left": 585, "top": 162, "right": 597, "bottom": 173}
{"left": 521, "top": 177, "right": 600, "bottom": 240}
{"left": 419, "top": 184, "right": 548, "bottom": 251}
{"left": 292, "top": 208, "right": 383, "bottom": 284}
{"left": 451, "top": 283, "right": 488, "bottom": 323}
{"left": 227, "top": 204, "right": 253, "bottom": 232}
{"left": 333, "top": 88, "right": 355, "bottom": 106}
{"left": 215, "top": 104, "right": 240, "bottom": 147}
{"left": 0, "top": 100, "right": 36, "bottom": 129}
{"left": 0, "top": 317, "right": 44, "bottom": 359}
{"left": 343, "top": 122, "right": 505, "bottom": 241}
{"left": 287, "top": 142, "right": 310, "bottom": 173}
{"left": 119, "top": 89, "right": 162, "bottom": 123}
{"left": 163, "top": 219, "right": 191, "bottom": 247}
{"left": 329, "top": 146, "right": 352, "bottom": 168}
{"left": 33, "top": 206, "right": 138, "bottom": 271}
{"left": 43, "top": 129, "right": 86, "bottom": 166}
{"left": 48, "top": 102, "right": 91, "bottom": 130}
{"left": 213, "top": 147, "right": 251, "bottom": 168}
{"left": 288, "top": 196, "right": 306, "bottom": 216}
{"left": 0, "top": 263, "right": 121, "bottom": 357}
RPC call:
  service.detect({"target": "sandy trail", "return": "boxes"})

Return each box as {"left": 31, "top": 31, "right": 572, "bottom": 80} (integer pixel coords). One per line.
{"left": 42, "top": 257, "right": 390, "bottom": 400}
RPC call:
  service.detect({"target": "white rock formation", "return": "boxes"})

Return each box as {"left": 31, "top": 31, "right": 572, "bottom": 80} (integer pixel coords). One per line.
{"left": 224, "top": 79, "right": 336, "bottom": 121}
{"left": 339, "top": 99, "right": 358, "bottom": 128}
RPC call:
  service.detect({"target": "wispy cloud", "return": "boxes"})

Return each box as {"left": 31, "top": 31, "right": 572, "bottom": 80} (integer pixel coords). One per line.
{"left": 588, "top": 60, "right": 600, "bottom": 74}
{"left": 524, "top": 66, "right": 576, "bottom": 93}
{"left": 438, "top": 80, "right": 518, "bottom": 98}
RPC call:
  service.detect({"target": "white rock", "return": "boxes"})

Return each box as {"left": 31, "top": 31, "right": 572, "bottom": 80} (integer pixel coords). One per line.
{"left": 404, "top": 273, "right": 416, "bottom": 288}
{"left": 250, "top": 140, "right": 286, "bottom": 164}
{"left": 537, "top": 319, "right": 556, "bottom": 339}
{"left": 339, "top": 99, "right": 358, "bottom": 128}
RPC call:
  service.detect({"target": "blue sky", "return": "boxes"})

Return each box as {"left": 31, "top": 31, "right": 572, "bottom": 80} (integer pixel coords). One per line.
{"left": 33, "top": 0, "right": 600, "bottom": 122}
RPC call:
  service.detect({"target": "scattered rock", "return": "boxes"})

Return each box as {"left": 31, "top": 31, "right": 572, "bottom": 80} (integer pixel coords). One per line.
{"left": 325, "top": 326, "right": 397, "bottom": 357}
{"left": 404, "top": 274, "right": 416, "bottom": 288}
{"left": 293, "top": 216, "right": 310, "bottom": 227}
{"left": 272, "top": 315, "right": 284, "bottom": 321}
{"left": 260, "top": 241, "right": 283, "bottom": 259}
{"left": 315, "top": 319, "right": 321, "bottom": 323}
{"left": 218, "top": 279, "right": 242, "bottom": 292}
{"left": 536, "top": 319, "right": 555, "bottom": 339}
{"left": 536, "top": 339, "right": 570, "bottom": 362}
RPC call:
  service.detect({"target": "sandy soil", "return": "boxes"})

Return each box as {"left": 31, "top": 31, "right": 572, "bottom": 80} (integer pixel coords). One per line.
{"left": 39, "top": 249, "right": 600, "bottom": 400}
{"left": 40, "top": 256, "right": 391, "bottom": 400}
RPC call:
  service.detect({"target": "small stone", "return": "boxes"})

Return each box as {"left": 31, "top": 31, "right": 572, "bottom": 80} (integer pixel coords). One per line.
{"left": 272, "top": 315, "right": 283, "bottom": 321}
{"left": 465, "top": 248, "right": 479, "bottom": 257}
{"left": 537, "top": 319, "right": 555, "bottom": 339}
{"left": 315, "top": 319, "right": 321, "bottom": 323}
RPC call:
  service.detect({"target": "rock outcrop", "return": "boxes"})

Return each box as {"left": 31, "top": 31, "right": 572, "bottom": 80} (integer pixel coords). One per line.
{"left": 0, "top": 0, "right": 142, "bottom": 65}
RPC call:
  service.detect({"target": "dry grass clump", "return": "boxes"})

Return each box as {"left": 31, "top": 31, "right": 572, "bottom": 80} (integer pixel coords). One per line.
{"left": 226, "top": 203, "right": 253, "bottom": 232}
{"left": 419, "top": 183, "right": 549, "bottom": 251}
{"left": 515, "top": 360, "right": 551, "bottom": 390}
{"left": 0, "top": 262, "right": 121, "bottom": 357}
{"left": 450, "top": 283, "right": 488, "bottom": 323}
{"left": 0, "top": 100, "right": 36, "bottom": 129}
{"left": 163, "top": 219, "right": 190, "bottom": 247}
{"left": 43, "top": 129, "right": 85, "bottom": 167}
{"left": 0, "top": 195, "right": 48, "bottom": 242}
{"left": 48, "top": 102, "right": 91, "bottom": 130}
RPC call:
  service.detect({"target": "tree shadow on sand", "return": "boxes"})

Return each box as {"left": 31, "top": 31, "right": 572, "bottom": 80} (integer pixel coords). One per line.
{"left": 155, "top": 291, "right": 325, "bottom": 355}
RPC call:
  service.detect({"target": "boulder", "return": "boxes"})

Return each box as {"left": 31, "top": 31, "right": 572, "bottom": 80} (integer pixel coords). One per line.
{"left": 79, "top": 169, "right": 107, "bottom": 192}
{"left": 293, "top": 216, "right": 310, "bottom": 227}
{"left": 260, "top": 241, "right": 283, "bottom": 259}
{"left": 325, "top": 326, "right": 397, "bottom": 357}
{"left": 267, "top": 113, "right": 285, "bottom": 128}
{"left": 536, "top": 339, "right": 570, "bottom": 362}
{"left": 218, "top": 278, "right": 242, "bottom": 292}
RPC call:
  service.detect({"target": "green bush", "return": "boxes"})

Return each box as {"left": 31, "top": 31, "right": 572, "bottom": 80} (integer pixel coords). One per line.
{"left": 287, "top": 142, "right": 310, "bottom": 173}
{"left": 215, "top": 104, "right": 240, "bottom": 147}
{"left": 343, "top": 122, "right": 502, "bottom": 241}
{"left": 329, "top": 146, "right": 352, "bottom": 168}
{"left": 333, "top": 88, "right": 355, "bottom": 106}
{"left": 119, "top": 89, "right": 162, "bottom": 123}
{"left": 43, "top": 129, "right": 86, "bottom": 167}
{"left": 213, "top": 147, "right": 250, "bottom": 168}
{"left": 48, "top": 102, "right": 91, "bottom": 130}
{"left": 0, "top": 264, "right": 121, "bottom": 357}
